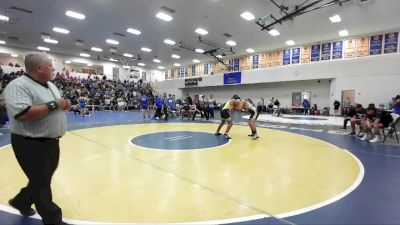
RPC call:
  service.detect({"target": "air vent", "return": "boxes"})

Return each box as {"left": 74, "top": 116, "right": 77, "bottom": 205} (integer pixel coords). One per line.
{"left": 173, "top": 48, "right": 180, "bottom": 51}
{"left": 10, "top": 6, "right": 33, "bottom": 14}
{"left": 8, "top": 36, "right": 20, "bottom": 41}
{"left": 113, "top": 32, "right": 126, "bottom": 37}
{"left": 223, "top": 33, "right": 232, "bottom": 38}
{"left": 160, "top": 6, "right": 175, "bottom": 14}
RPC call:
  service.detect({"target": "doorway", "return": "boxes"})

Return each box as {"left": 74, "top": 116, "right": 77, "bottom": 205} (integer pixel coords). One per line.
{"left": 341, "top": 90, "right": 355, "bottom": 116}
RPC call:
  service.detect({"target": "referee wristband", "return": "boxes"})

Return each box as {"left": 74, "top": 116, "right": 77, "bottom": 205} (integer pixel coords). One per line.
{"left": 46, "top": 101, "right": 59, "bottom": 111}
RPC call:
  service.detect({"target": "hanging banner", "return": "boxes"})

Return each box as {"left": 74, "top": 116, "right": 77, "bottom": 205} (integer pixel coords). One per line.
{"left": 224, "top": 72, "right": 241, "bottom": 85}
{"left": 321, "top": 43, "right": 331, "bottom": 61}
{"left": 344, "top": 39, "right": 356, "bottom": 59}
{"left": 370, "top": 34, "right": 383, "bottom": 55}
{"left": 252, "top": 55, "right": 259, "bottom": 69}
{"left": 356, "top": 36, "right": 369, "bottom": 57}
{"left": 192, "top": 65, "right": 196, "bottom": 76}
{"left": 291, "top": 48, "right": 300, "bottom": 64}
{"left": 301, "top": 46, "right": 311, "bottom": 64}
{"left": 311, "top": 44, "right": 321, "bottom": 62}
{"left": 203, "top": 63, "right": 208, "bottom": 75}
{"left": 240, "top": 56, "right": 251, "bottom": 70}
{"left": 233, "top": 58, "right": 240, "bottom": 71}
{"left": 274, "top": 50, "right": 283, "bottom": 66}
{"left": 332, "top": 41, "right": 343, "bottom": 60}
{"left": 384, "top": 32, "right": 398, "bottom": 54}
{"left": 266, "top": 52, "right": 275, "bottom": 67}
{"left": 142, "top": 72, "right": 147, "bottom": 80}
{"left": 283, "top": 49, "right": 291, "bottom": 65}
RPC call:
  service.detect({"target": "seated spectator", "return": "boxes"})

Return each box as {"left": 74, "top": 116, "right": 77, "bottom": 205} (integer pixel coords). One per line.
{"left": 301, "top": 99, "right": 310, "bottom": 115}
{"left": 392, "top": 95, "right": 400, "bottom": 114}
{"left": 350, "top": 104, "right": 366, "bottom": 135}
{"left": 369, "top": 110, "right": 393, "bottom": 143}
{"left": 360, "top": 104, "right": 378, "bottom": 141}
{"left": 310, "top": 104, "right": 318, "bottom": 115}
{"left": 181, "top": 102, "right": 192, "bottom": 119}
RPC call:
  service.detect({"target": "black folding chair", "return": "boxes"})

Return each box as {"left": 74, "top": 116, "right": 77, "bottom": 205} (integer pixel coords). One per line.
{"left": 383, "top": 114, "right": 399, "bottom": 144}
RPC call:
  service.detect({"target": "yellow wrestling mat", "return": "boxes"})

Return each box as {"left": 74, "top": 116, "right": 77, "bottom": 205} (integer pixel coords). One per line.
{"left": 0, "top": 123, "right": 363, "bottom": 224}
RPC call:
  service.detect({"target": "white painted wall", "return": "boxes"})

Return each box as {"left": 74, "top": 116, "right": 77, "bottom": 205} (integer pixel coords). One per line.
{"left": 155, "top": 53, "right": 400, "bottom": 114}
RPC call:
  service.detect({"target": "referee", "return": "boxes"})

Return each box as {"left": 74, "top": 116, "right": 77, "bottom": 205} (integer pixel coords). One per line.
{"left": 4, "top": 53, "right": 71, "bottom": 225}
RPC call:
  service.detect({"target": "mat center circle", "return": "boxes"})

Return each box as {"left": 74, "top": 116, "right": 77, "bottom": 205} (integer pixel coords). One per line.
{"left": 130, "top": 131, "right": 229, "bottom": 150}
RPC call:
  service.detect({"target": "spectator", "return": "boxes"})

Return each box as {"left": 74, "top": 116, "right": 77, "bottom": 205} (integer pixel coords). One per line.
{"left": 334, "top": 100, "right": 341, "bottom": 116}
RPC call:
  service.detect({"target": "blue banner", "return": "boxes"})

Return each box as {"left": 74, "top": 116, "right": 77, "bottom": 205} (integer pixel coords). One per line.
{"left": 283, "top": 49, "right": 291, "bottom": 65}
{"left": 252, "top": 55, "right": 259, "bottom": 69}
{"left": 332, "top": 41, "right": 343, "bottom": 59}
{"left": 233, "top": 58, "right": 240, "bottom": 71}
{"left": 370, "top": 35, "right": 383, "bottom": 55}
{"left": 384, "top": 32, "right": 398, "bottom": 54}
{"left": 224, "top": 72, "right": 241, "bottom": 85}
{"left": 164, "top": 70, "right": 168, "bottom": 79}
{"left": 204, "top": 63, "right": 208, "bottom": 75}
{"left": 311, "top": 45, "right": 320, "bottom": 62}
{"left": 291, "top": 48, "right": 300, "bottom": 64}
{"left": 192, "top": 65, "right": 196, "bottom": 76}
{"left": 321, "top": 43, "right": 331, "bottom": 61}
{"left": 180, "top": 67, "right": 185, "bottom": 78}
{"left": 142, "top": 72, "right": 147, "bottom": 80}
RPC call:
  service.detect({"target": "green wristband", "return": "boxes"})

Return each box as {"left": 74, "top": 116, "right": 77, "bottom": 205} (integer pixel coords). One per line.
{"left": 46, "top": 101, "right": 59, "bottom": 111}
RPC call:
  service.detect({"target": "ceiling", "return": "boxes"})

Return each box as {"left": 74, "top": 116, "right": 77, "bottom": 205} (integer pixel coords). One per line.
{"left": 0, "top": 0, "right": 399, "bottom": 70}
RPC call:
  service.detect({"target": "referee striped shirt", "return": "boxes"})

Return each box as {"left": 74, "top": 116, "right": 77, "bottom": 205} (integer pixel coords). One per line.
{"left": 3, "top": 75, "right": 67, "bottom": 138}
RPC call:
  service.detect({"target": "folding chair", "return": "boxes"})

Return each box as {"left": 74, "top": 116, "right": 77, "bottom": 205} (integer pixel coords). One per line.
{"left": 383, "top": 113, "right": 399, "bottom": 144}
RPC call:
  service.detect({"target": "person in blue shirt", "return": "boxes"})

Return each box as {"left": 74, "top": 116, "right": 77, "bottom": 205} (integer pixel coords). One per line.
{"left": 162, "top": 93, "right": 169, "bottom": 121}
{"left": 78, "top": 95, "right": 87, "bottom": 117}
{"left": 302, "top": 99, "right": 310, "bottom": 115}
{"left": 392, "top": 95, "right": 400, "bottom": 114}
{"left": 153, "top": 95, "right": 163, "bottom": 119}
{"left": 140, "top": 94, "right": 150, "bottom": 120}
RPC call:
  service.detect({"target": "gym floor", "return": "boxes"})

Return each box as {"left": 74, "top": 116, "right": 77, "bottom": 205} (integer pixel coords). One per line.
{"left": 0, "top": 111, "right": 399, "bottom": 225}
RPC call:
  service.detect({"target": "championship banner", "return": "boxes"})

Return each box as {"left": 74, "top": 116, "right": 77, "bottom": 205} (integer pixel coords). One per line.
{"left": 240, "top": 56, "right": 251, "bottom": 70}
{"left": 356, "top": 36, "right": 369, "bottom": 57}
{"left": 252, "top": 55, "right": 259, "bottom": 69}
{"left": 301, "top": 46, "right": 311, "bottom": 64}
{"left": 228, "top": 59, "right": 234, "bottom": 71}
{"left": 266, "top": 52, "right": 275, "bottom": 67}
{"left": 344, "top": 39, "right": 356, "bottom": 58}
{"left": 191, "top": 65, "right": 196, "bottom": 77}
{"left": 370, "top": 34, "right": 383, "bottom": 55}
{"left": 180, "top": 67, "right": 186, "bottom": 78}
{"left": 233, "top": 58, "right": 240, "bottom": 71}
{"left": 291, "top": 48, "right": 300, "bottom": 64}
{"left": 170, "top": 69, "right": 175, "bottom": 79}
{"left": 203, "top": 63, "right": 208, "bottom": 75}
{"left": 274, "top": 50, "right": 283, "bottom": 66}
{"left": 283, "top": 49, "right": 291, "bottom": 65}
{"left": 384, "top": 32, "right": 398, "bottom": 54}
{"left": 311, "top": 44, "right": 321, "bottom": 62}
{"left": 332, "top": 41, "right": 343, "bottom": 60}
{"left": 321, "top": 42, "right": 331, "bottom": 61}
{"left": 224, "top": 72, "right": 242, "bottom": 85}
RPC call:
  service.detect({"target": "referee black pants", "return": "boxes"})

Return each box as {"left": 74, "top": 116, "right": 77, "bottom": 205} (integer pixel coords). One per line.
{"left": 11, "top": 133, "right": 62, "bottom": 224}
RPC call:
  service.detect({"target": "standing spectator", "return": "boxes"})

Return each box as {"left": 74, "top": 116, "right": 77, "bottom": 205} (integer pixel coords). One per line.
{"left": 334, "top": 100, "right": 341, "bottom": 116}
{"left": 140, "top": 94, "right": 150, "bottom": 120}
{"left": 256, "top": 97, "right": 264, "bottom": 120}
{"left": 3, "top": 54, "right": 71, "bottom": 225}
{"left": 207, "top": 94, "right": 216, "bottom": 118}
{"left": 186, "top": 94, "right": 193, "bottom": 106}
{"left": 153, "top": 95, "right": 163, "bottom": 119}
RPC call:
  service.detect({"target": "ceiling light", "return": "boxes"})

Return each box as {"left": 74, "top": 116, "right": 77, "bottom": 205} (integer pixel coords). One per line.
{"left": 216, "top": 55, "right": 223, "bottom": 58}
{"left": 0, "top": 40, "right": 5, "bottom": 44}
{"left": 110, "top": 58, "right": 118, "bottom": 62}
{"left": 91, "top": 47, "right": 103, "bottom": 52}
{"left": 193, "top": 59, "right": 200, "bottom": 63}
{"left": 106, "top": 39, "right": 119, "bottom": 45}
{"left": 37, "top": 46, "right": 50, "bottom": 51}
{"left": 0, "top": 14, "right": 10, "bottom": 21}
{"left": 246, "top": 48, "right": 255, "bottom": 53}
{"left": 156, "top": 12, "right": 173, "bottom": 22}
{"left": 158, "top": 66, "right": 165, "bottom": 69}
{"left": 123, "top": 53, "right": 133, "bottom": 58}
{"left": 153, "top": 58, "right": 161, "bottom": 63}
{"left": 73, "top": 59, "right": 88, "bottom": 64}
{"left": 195, "top": 28, "right": 208, "bottom": 35}
{"left": 66, "top": 10, "right": 85, "bottom": 20}
{"left": 329, "top": 15, "right": 341, "bottom": 23}
{"left": 171, "top": 54, "right": 180, "bottom": 59}
{"left": 126, "top": 28, "right": 141, "bottom": 35}
{"left": 87, "top": 63, "right": 93, "bottom": 66}
{"left": 65, "top": 61, "right": 71, "bottom": 64}
{"left": 174, "top": 63, "right": 181, "bottom": 67}
{"left": 138, "top": 63, "right": 146, "bottom": 66}
{"left": 141, "top": 47, "right": 152, "bottom": 52}
{"left": 339, "top": 30, "right": 349, "bottom": 37}
{"left": 268, "top": 29, "right": 280, "bottom": 36}
{"left": 240, "top": 11, "right": 255, "bottom": 21}
{"left": 195, "top": 48, "right": 205, "bottom": 53}
{"left": 53, "top": 27, "right": 69, "bottom": 34}
{"left": 226, "top": 40, "right": 237, "bottom": 46}
{"left": 80, "top": 53, "right": 90, "bottom": 57}
{"left": 44, "top": 38, "right": 58, "bottom": 44}
{"left": 164, "top": 39, "right": 176, "bottom": 45}
{"left": 123, "top": 65, "right": 130, "bottom": 69}
{"left": 286, "top": 40, "right": 295, "bottom": 46}
{"left": 11, "top": 54, "right": 18, "bottom": 58}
